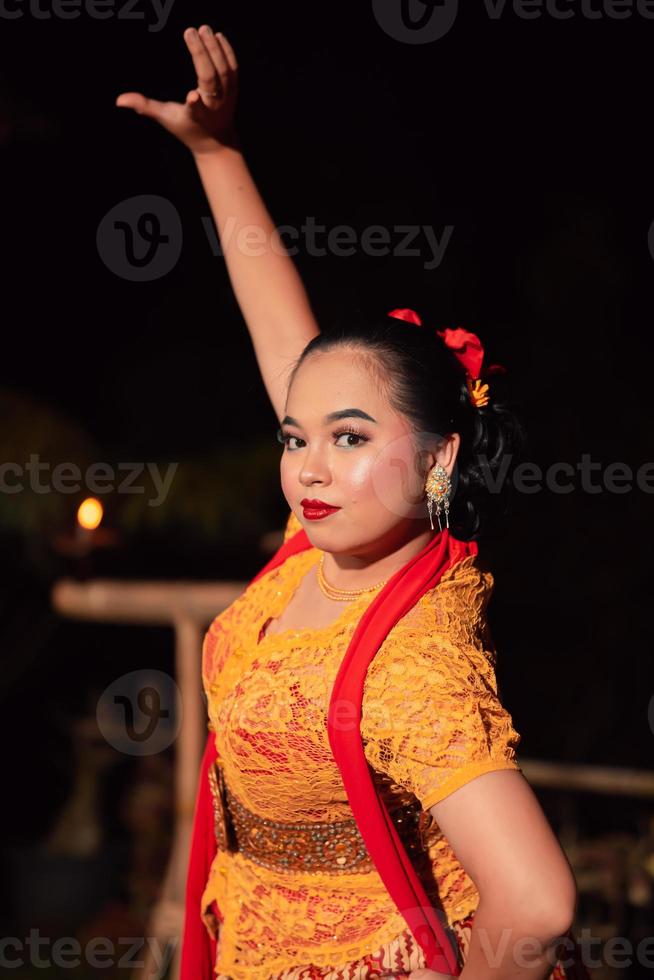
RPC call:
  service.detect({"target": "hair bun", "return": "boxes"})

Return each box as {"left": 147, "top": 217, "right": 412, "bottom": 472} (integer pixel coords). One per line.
{"left": 387, "top": 308, "right": 423, "bottom": 326}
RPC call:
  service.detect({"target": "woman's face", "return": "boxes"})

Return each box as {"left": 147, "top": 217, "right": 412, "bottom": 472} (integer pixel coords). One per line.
{"left": 279, "top": 348, "right": 459, "bottom": 556}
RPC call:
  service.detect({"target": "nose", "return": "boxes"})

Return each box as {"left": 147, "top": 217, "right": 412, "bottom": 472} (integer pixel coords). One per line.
{"left": 299, "top": 465, "right": 330, "bottom": 487}
{"left": 298, "top": 444, "right": 331, "bottom": 487}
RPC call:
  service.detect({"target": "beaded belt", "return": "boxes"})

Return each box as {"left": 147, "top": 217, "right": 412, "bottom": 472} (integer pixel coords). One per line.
{"left": 207, "top": 760, "right": 431, "bottom": 875}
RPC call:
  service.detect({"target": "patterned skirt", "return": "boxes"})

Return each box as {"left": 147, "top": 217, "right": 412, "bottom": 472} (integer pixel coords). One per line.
{"left": 256, "top": 912, "right": 590, "bottom": 980}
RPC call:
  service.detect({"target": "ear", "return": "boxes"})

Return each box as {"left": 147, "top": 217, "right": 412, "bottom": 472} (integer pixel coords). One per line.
{"left": 434, "top": 432, "right": 461, "bottom": 476}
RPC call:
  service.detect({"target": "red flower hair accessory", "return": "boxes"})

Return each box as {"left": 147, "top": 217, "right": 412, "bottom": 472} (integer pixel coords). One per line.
{"left": 387, "top": 308, "right": 507, "bottom": 409}
{"left": 387, "top": 307, "right": 423, "bottom": 327}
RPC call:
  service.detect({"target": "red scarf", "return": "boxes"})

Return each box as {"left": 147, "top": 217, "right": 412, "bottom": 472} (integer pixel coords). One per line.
{"left": 180, "top": 524, "right": 475, "bottom": 978}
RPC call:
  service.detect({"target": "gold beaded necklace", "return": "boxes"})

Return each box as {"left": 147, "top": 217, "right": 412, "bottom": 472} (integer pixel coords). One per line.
{"left": 316, "top": 553, "right": 389, "bottom": 602}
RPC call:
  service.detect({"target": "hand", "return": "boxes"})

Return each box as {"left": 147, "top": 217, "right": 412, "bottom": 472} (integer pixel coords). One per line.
{"left": 115, "top": 24, "right": 239, "bottom": 157}
{"left": 200, "top": 904, "right": 222, "bottom": 943}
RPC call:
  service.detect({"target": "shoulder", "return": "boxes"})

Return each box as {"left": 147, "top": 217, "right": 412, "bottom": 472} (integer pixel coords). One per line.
{"left": 421, "top": 553, "right": 496, "bottom": 657}
{"left": 428, "top": 552, "right": 494, "bottom": 622}
{"left": 364, "top": 553, "right": 498, "bottom": 694}
{"left": 389, "top": 553, "right": 495, "bottom": 653}
{"left": 360, "top": 554, "right": 520, "bottom": 779}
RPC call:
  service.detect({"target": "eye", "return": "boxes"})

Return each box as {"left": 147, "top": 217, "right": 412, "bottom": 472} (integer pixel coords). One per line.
{"left": 275, "top": 426, "right": 369, "bottom": 450}
{"left": 333, "top": 427, "right": 368, "bottom": 448}
{"left": 276, "top": 427, "right": 305, "bottom": 450}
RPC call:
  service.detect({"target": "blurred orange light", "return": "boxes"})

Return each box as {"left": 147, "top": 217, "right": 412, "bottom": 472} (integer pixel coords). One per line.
{"left": 77, "top": 497, "right": 103, "bottom": 530}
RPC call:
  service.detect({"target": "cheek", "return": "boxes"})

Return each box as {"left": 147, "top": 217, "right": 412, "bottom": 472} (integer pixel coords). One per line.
{"left": 341, "top": 443, "right": 417, "bottom": 494}
{"left": 339, "top": 454, "right": 377, "bottom": 498}
{"left": 368, "top": 439, "right": 425, "bottom": 516}
{"left": 279, "top": 454, "right": 294, "bottom": 502}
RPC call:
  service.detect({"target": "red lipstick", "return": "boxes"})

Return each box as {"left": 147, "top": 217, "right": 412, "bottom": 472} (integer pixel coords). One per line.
{"left": 301, "top": 498, "right": 341, "bottom": 520}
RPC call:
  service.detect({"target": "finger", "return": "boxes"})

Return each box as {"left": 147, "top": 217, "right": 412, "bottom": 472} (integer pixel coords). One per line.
{"left": 187, "top": 94, "right": 213, "bottom": 124}
{"left": 115, "top": 92, "right": 168, "bottom": 119}
{"left": 184, "top": 87, "right": 214, "bottom": 123}
{"left": 185, "top": 88, "right": 209, "bottom": 117}
{"left": 197, "top": 24, "right": 231, "bottom": 96}
{"left": 184, "top": 88, "right": 221, "bottom": 128}
{"left": 216, "top": 31, "right": 238, "bottom": 73}
{"left": 116, "top": 92, "right": 185, "bottom": 134}
{"left": 183, "top": 26, "right": 221, "bottom": 101}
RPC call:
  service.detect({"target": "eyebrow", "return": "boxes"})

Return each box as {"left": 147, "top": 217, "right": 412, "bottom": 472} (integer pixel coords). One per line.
{"left": 281, "top": 408, "right": 378, "bottom": 427}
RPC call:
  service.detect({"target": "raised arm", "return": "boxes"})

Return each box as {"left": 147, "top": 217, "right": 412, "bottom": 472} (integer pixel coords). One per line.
{"left": 116, "top": 24, "right": 320, "bottom": 423}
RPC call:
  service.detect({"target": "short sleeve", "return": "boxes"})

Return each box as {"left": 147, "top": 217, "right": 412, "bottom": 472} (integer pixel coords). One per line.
{"left": 282, "top": 509, "right": 303, "bottom": 544}
{"left": 361, "top": 556, "right": 522, "bottom": 811}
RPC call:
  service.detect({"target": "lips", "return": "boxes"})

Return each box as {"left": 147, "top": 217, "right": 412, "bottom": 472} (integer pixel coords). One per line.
{"left": 301, "top": 498, "right": 341, "bottom": 520}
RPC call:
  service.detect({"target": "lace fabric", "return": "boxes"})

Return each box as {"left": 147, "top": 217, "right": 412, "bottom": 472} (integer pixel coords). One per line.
{"left": 200, "top": 510, "right": 523, "bottom": 979}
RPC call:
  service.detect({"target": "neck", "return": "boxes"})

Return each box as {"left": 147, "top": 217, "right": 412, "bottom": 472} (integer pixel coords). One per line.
{"left": 319, "top": 521, "right": 438, "bottom": 591}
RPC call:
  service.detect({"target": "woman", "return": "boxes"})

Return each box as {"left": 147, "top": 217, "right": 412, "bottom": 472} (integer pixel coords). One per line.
{"left": 116, "top": 27, "right": 589, "bottom": 980}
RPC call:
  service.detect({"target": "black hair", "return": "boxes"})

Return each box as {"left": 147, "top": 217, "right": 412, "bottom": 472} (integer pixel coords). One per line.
{"left": 286, "top": 312, "right": 527, "bottom": 542}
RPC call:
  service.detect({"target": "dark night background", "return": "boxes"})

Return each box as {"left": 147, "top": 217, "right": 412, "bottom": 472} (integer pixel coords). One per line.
{"left": 0, "top": 0, "right": 653, "bottom": 976}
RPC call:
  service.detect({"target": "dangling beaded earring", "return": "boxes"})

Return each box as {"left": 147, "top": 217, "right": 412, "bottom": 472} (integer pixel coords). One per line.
{"left": 425, "top": 463, "right": 451, "bottom": 532}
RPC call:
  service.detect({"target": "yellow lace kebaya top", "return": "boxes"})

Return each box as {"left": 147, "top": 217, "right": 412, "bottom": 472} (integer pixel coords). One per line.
{"left": 200, "top": 511, "right": 522, "bottom": 980}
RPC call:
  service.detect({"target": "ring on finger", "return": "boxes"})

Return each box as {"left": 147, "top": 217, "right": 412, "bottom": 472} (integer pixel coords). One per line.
{"left": 198, "top": 87, "right": 219, "bottom": 98}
